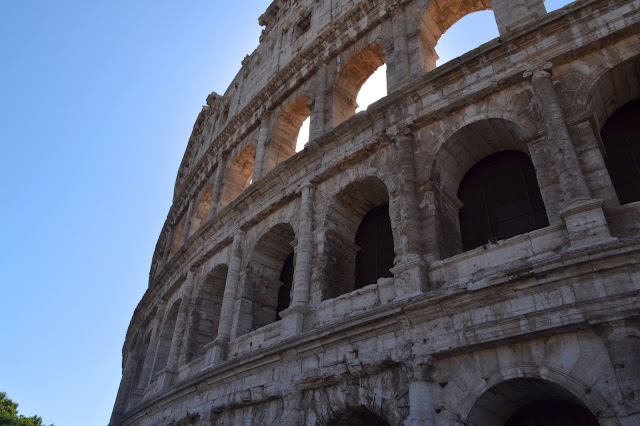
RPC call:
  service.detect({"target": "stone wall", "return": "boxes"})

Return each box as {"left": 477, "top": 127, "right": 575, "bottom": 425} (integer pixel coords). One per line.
{"left": 111, "top": 0, "right": 640, "bottom": 424}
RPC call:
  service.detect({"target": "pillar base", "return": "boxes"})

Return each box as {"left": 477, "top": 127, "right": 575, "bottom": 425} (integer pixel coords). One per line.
{"left": 156, "top": 368, "right": 177, "bottom": 390}
{"left": 279, "top": 303, "right": 308, "bottom": 338}
{"left": 391, "top": 254, "right": 429, "bottom": 300}
{"left": 561, "top": 199, "right": 616, "bottom": 250}
{"left": 126, "top": 389, "right": 144, "bottom": 411}
{"left": 204, "top": 338, "right": 228, "bottom": 368}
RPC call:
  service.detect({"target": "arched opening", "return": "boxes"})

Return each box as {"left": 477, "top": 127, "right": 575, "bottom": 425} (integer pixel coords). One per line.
{"left": 186, "top": 265, "right": 228, "bottom": 363}
{"left": 169, "top": 216, "right": 186, "bottom": 258}
{"left": 220, "top": 144, "right": 255, "bottom": 208}
{"left": 586, "top": 55, "right": 640, "bottom": 207}
{"left": 322, "top": 177, "right": 394, "bottom": 300}
{"left": 234, "top": 223, "right": 295, "bottom": 337}
{"left": 330, "top": 406, "right": 390, "bottom": 426}
{"left": 431, "top": 119, "right": 550, "bottom": 257}
{"left": 466, "top": 379, "right": 599, "bottom": 426}
{"left": 128, "top": 332, "right": 151, "bottom": 403}
{"left": 333, "top": 43, "right": 386, "bottom": 127}
{"left": 418, "top": 0, "right": 492, "bottom": 72}
{"left": 188, "top": 185, "right": 213, "bottom": 237}
{"left": 434, "top": 10, "right": 498, "bottom": 66}
{"left": 150, "top": 300, "right": 181, "bottom": 382}
{"left": 600, "top": 99, "right": 640, "bottom": 205}
{"left": 266, "top": 97, "right": 310, "bottom": 173}
{"left": 355, "top": 202, "right": 394, "bottom": 290}
{"left": 458, "top": 151, "right": 549, "bottom": 251}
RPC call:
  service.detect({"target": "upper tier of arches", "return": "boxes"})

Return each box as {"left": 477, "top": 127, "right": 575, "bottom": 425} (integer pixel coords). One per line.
{"left": 160, "top": 0, "right": 570, "bottom": 268}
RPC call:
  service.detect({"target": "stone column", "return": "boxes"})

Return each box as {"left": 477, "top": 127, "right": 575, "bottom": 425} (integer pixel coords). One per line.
{"left": 567, "top": 118, "right": 619, "bottom": 208}
{"left": 281, "top": 392, "right": 303, "bottom": 426}
{"left": 491, "top": 0, "right": 546, "bottom": 36}
{"left": 597, "top": 320, "right": 640, "bottom": 425}
{"left": 388, "top": 126, "right": 428, "bottom": 298}
{"left": 129, "top": 301, "right": 166, "bottom": 406}
{"left": 178, "top": 273, "right": 203, "bottom": 366}
{"left": 207, "top": 155, "right": 227, "bottom": 220}
{"left": 180, "top": 196, "right": 196, "bottom": 245}
{"left": 527, "top": 63, "right": 613, "bottom": 249}
{"left": 391, "top": 6, "right": 409, "bottom": 89}
{"left": 280, "top": 185, "right": 314, "bottom": 337}
{"left": 310, "top": 67, "right": 327, "bottom": 140}
{"left": 205, "top": 231, "right": 245, "bottom": 366}
{"left": 253, "top": 113, "right": 271, "bottom": 181}
{"left": 420, "top": 182, "right": 449, "bottom": 262}
{"left": 110, "top": 350, "right": 137, "bottom": 423}
{"left": 401, "top": 355, "right": 438, "bottom": 425}
{"left": 158, "top": 270, "right": 195, "bottom": 390}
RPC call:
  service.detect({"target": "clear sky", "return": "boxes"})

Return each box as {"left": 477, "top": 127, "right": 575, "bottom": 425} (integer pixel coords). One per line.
{"left": 0, "top": 1, "right": 573, "bottom": 425}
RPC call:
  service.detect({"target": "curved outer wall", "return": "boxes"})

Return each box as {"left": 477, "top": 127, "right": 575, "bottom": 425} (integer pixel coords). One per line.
{"left": 111, "top": 0, "right": 640, "bottom": 424}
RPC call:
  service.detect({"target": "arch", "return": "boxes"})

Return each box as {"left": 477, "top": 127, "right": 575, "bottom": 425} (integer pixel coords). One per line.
{"left": 431, "top": 118, "right": 528, "bottom": 193}
{"left": 169, "top": 216, "right": 186, "bottom": 258}
{"left": 266, "top": 96, "right": 311, "bottom": 173}
{"left": 600, "top": 99, "right": 640, "bottom": 205}
{"left": 454, "top": 361, "right": 618, "bottom": 424}
{"left": 580, "top": 55, "right": 640, "bottom": 206}
{"left": 329, "top": 406, "right": 390, "bottom": 426}
{"left": 577, "top": 53, "right": 640, "bottom": 130}
{"left": 429, "top": 118, "right": 549, "bottom": 256}
{"left": 128, "top": 331, "right": 151, "bottom": 401}
{"left": 457, "top": 151, "right": 549, "bottom": 251}
{"left": 220, "top": 144, "right": 256, "bottom": 208}
{"left": 333, "top": 43, "right": 386, "bottom": 127}
{"left": 417, "top": 0, "right": 492, "bottom": 72}
{"left": 309, "top": 377, "right": 408, "bottom": 426}
{"left": 188, "top": 184, "right": 213, "bottom": 237}
{"left": 150, "top": 300, "right": 181, "bottom": 382}
{"left": 465, "top": 378, "right": 600, "bottom": 425}
{"left": 234, "top": 223, "right": 296, "bottom": 337}
{"left": 185, "top": 264, "right": 228, "bottom": 363}
{"left": 322, "top": 177, "right": 393, "bottom": 300}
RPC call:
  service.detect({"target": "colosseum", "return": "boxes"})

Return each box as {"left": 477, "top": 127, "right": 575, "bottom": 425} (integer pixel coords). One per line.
{"left": 110, "top": 0, "right": 640, "bottom": 424}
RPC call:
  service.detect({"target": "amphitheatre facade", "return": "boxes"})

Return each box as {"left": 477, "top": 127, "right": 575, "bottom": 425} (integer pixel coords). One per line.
{"left": 110, "top": 0, "right": 640, "bottom": 424}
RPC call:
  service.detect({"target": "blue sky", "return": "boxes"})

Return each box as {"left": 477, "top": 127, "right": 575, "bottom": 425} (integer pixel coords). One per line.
{"left": 0, "top": 1, "right": 573, "bottom": 425}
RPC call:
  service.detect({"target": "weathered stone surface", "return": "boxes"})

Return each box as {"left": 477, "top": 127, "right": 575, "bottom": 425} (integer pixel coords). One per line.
{"left": 111, "top": 0, "right": 640, "bottom": 425}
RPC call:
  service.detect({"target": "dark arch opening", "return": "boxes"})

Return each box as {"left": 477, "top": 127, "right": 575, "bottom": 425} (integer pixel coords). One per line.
{"left": 506, "top": 400, "right": 599, "bottom": 426}
{"left": 150, "top": 300, "right": 181, "bottom": 382}
{"left": 600, "top": 99, "right": 640, "bottom": 205}
{"left": 322, "top": 177, "right": 393, "bottom": 300}
{"left": 128, "top": 332, "right": 151, "bottom": 402}
{"left": 466, "top": 378, "right": 599, "bottom": 426}
{"left": 185, "top": 264, "right": 228, "bottom": 363}
{"left": 458, "top": 151, "right": 549, "bottom": 251}
{"left": 331, "top": 406, "right": 390, "bottom": 426}
{"left": 276, "top": 251, "right": 294, "bottom": 320}
{"left": 355, "top": 202, "right": 394, "bottom": 290}
{"left": 234, "top": 223, "right": 295, "bottom": 337}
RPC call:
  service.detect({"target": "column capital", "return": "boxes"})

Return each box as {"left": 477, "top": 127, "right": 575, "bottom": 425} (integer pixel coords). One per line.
{"left": 297, "top": 182, "right": 315, "bottom": 196}
{"left": 386, "top": 121, "right": 414, "bottom": 141}
{"left": 523, "top": 62, "right": 553, "bottom": 81}
{"left": 401, "top": 355, "right": 436, "bottom": 382}
{"left": 260, "top": 110, "right": 271, "bottom": 122}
